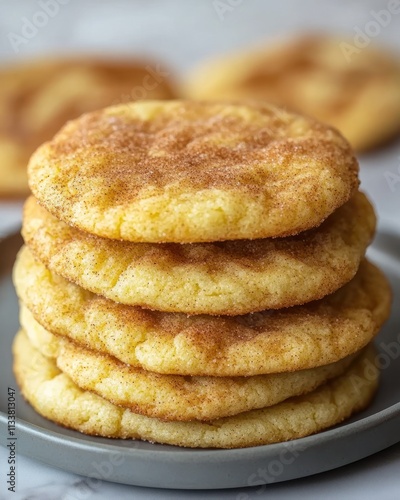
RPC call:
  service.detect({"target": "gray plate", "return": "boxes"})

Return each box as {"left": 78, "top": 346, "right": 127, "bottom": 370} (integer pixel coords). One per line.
{"left": 0, "top": 230, "right": 400, "bottom": 490}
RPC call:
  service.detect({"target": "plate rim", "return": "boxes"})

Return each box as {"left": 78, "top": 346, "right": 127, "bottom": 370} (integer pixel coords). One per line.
{"left": 1, "top": 401, "right": 400, "bottom": 462}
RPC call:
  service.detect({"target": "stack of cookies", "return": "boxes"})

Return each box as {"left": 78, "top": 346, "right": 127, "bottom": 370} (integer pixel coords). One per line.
{"left": 13, "top": 100, "right": 391, "bottom": 448}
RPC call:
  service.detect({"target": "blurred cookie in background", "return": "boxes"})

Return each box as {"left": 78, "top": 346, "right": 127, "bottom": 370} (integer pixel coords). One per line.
{"left": 185, "top": 34, "right": 400, "bottom": 152}
{"left": 0, "top": 58, "right": 177, "bottom": 198}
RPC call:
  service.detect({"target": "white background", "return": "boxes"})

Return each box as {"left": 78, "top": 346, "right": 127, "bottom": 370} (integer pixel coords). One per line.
{"left": 0, "top": 0, "right": 399, "bottom": 498}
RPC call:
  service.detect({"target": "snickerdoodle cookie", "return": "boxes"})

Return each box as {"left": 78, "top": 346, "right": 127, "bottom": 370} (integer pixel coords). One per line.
{"left": 13, "top": 329, "right": 379, "bottom": 449}
{"left": 0, "top": 58, "right": 176, "bottom": 197}
{"left": 21, "top": 192, "right": 374, "bottom": 314}
{"left": 28, "top": 100, "right": 359, "bottom": 242}
{"left": 14, "top": 247, "right": 391, "bottom": 376}
{"left": 185, "top": 35, "right": 400, "bottom": 151}
{"left": 21, "top": 307, "right": 356, "bottom": 422}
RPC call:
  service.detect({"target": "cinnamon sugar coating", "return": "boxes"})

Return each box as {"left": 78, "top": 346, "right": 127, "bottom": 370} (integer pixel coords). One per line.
{"left": 28, "top": 100, "right": 359, "bottom": 242}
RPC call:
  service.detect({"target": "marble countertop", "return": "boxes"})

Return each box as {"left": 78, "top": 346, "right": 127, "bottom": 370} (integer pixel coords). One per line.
{"left": 1, "top": 0, "right": 400, "bottom": 498}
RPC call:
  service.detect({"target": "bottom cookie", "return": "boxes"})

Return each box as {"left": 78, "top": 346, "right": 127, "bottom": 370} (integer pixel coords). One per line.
{"left": 13, "top": 330, "right": 379, "bottom": 449}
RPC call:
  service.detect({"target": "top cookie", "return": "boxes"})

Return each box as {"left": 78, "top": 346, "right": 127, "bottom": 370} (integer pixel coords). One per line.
{"left": 28, "top": 100, "right": 359, "bottom": 243}
{"left": 0, "top": 58, "right": 176, "bottom": 198}
{"left": 185, "top": 35, "right": 400, "bottom": 152}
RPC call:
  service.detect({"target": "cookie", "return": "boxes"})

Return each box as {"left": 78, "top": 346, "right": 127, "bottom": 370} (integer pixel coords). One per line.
{"left": 14, "top": 247, "right": 391, "bottom": 376}
{"left": 21, "top": 308, "right": 356, "bottom": 422}
{"left": 28, "top": 100, "right": 359, "bottom": 242}
{"left": 0, "top": 58, "right": 176, "bottom": 197}
{"left": 185, "top": 35, "right": 400, "bottom": 151}
{"left": 13, "top": 330, "right": 379, "bottom": 448}
{"left": 21, "top": 192, "right": 375, "bottom": 314}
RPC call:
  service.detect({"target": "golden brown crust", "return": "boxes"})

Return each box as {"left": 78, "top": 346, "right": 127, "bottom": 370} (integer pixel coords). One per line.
{"left": 14, "top": 246, "right": 392, "bottom": 376}
{"left": 185, "top": 35, "right": 400, "bottom": 151}
{"left": 28, "top": 100, "right": 359, "bottom": 242}
{"left": 0, "top": 58, "right": 176, "bottom": 197}
{"left": 13, "top": 330, "right": 379, "bottom": 448}
{"left": 21, "top": 192, "right": 374, "bottom": 313}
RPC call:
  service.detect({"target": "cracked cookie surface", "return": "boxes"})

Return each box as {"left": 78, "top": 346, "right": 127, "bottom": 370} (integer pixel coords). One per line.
{"left": 28, "top": 100, "right": 359, "bottom": 242}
